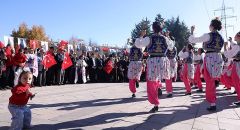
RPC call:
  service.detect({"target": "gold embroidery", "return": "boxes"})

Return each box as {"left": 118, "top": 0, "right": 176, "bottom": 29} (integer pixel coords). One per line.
{"left": 133, "top": 49, "right": 139, "bottom": 60}
{"left": 155, "top": 39, "right": 162, "bottom": 53}
{"left": 215, "top": 36, "right": 221, "bottom": 49}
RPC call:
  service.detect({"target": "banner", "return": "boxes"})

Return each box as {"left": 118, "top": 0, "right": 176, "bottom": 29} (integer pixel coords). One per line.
{"left": 30, "top": 40, "right": 38, "bottom": 50}
{"left": 41, "top": 41, "right": 48, "bottom": 52}
{"left": 68, "top": 44, "right": 74, "bottom": 52}
{"left": 18, "top": 38, "right": 27, "bottom": 49}
{"left": 25, "top": 54, "right": 38, "bottom": 77}
{"left": 4, "top": 36, "right": 14, "bottom": 49}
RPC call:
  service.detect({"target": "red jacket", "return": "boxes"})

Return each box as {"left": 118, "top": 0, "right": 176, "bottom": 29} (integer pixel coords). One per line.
{"left": 9, "top": 84, "right": 33, "bottom": 106}
{"left": 13, "top": 53, "right": 27, "bottom": 66}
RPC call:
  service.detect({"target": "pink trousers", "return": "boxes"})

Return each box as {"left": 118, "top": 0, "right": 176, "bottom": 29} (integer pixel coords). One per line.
{"left": 165, "top": 79, "right": 173, "bottom": 93}
{"left": 220, "top": 74, "right": 232, "bottom": 89}
{"left": 194, "top": 64, "right": 203, "bottom": 89}
{"left": 204, "top": 61, "right": 216, "bottom": 104}
{"left": 147, "top": 80, "right": 159, "bottom": 105}
{"left": 231, "top": 63, "right": 240, "bottom": 101}
{"left": 181, "top": 64, "right": 191, "bottom": 93}
{"left": 129, "top": 79, "right": 137, "bottom": 94}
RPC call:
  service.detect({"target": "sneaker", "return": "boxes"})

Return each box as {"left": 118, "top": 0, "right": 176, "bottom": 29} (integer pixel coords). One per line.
{"left": 149, "top": 106, "right": 158, "bottom": 113}
{"left": 207, "top": 106, "right": 217, "bottom": 111}
{"left": 166, "top": 93, "right": 172, "bottom": 98}
{"left": 185, "top": 92, "right": 191, "bottom": 95}
{"left": 136, "top": 81, "right": 139, "bottom": 88}
{"left": 158, "top": 88, "right": 162, "bottom": 98}
{"left": 132, "top": 94, "right": 136, "bottom": 98}
{"left": 233, "top": 102, "right": 240, "bottom": 106}
{"left": 196, "top": 89, "right": 203, "bottom": 93}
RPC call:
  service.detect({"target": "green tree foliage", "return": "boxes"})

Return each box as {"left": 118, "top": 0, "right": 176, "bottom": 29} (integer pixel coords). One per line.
{"left": 165, "top": 17, "right": 190, "bottom": 52}
{"left": 154, "top": 14, "right": 165, "bottom": 25}
{"left": 131, "top": 15, "right": 190, "bottom": 52}
{"left": 130, "top": 18, "right": 151, "bottom": 45}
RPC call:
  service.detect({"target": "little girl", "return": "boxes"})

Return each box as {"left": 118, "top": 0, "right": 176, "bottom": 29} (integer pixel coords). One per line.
{"left": 8, "top": 71, "right": 35, "bottom": 130}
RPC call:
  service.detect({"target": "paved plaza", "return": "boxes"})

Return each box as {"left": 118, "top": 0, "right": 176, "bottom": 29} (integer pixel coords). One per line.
{"left": 1, "top": 82, "right": 240, "bottom": 130}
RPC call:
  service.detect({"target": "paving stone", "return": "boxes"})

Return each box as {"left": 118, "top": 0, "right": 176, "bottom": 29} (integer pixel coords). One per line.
{"left": 0, "top": 83, "right": 237, "bottom": 130}
{"left": 193, "top": 121, "right": 219, "bottom": 130}
{"left": 163, "top": 122, "right": 192, "bottom": 130}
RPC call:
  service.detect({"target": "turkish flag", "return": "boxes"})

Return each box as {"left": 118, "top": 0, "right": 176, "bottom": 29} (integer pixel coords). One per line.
{"left": 103, "top": 60, "right": 113, "bottom": 74}
{"left": 5, "top": 46, "right": 12, "bottom": 56}
{"left": 0, "top": 41, "right": 4, "bottom": 49}
{"left": 30, "top": 40, "right": 37, "bottom": 50}
{"left": 42, "top": 54, "right": 57, "bottom": 69}
{"left": 59, "top": 40, "right": 68, "bottom": 49}
{"left": 62, "top": 52, "right": 72, "bottom": 70}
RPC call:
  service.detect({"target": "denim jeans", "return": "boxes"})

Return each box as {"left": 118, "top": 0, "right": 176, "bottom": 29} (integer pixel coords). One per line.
{"left": 8, "top": 104, "right": 31, "bottom": 130}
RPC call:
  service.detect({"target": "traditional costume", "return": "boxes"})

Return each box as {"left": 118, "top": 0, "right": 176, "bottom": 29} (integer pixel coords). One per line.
{"left": 189, "top": 30, "right": 224, "bottom": 110}
{"left": 127, "top": 43, "right": 144, "bottom": 98}
{"left": 166, "top": 46, "right": 177, "bottom": 97}
{"left": 224, "top": 38, "right": 240, "bottom": 105}
{"left": 178, "top": 47, "right": 194, "bottom": 94}
{"left": 135, "top": 26, "right": 173, "bottom": 112}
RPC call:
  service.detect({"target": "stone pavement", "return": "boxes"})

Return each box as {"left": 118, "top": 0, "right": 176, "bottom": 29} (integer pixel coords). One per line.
{"left": 1, "top": 82, "right": 240, "bottom": 130}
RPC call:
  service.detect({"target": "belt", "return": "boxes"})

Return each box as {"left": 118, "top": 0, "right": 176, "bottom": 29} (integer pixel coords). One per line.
{"left": 149, "top": 55, "right": 166, "bottom": 58}
{"left": 130, "top": 60, "right": 142, "bottom": 61}
{"left": 233, "top": 59, "right": 240, "bottom": 62}
{"left": 206, "top": 51, "right": 217, "bottom": 53}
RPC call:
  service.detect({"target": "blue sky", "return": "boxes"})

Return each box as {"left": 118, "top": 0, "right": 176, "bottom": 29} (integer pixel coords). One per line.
{"left": 0, "top": 0, "right": 239, "bottom": 47}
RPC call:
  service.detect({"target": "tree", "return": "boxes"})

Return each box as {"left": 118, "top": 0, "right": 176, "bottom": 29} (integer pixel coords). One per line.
{"left": 130, "top": 18, "right": 151, "bottom": 46}
{"left": 130, "top": 15, "right": 190, "bottom": 51}
{"left": 28, "top": 25, "right": 49, "bottom": 41}
{"left": 155, "top": 14, "right": 165, "bottom": 25}
{"left": 11, "top": 23, "right": 29, "bottom": 38}
{"left": 11, "top": 23, "right": 49, "bottom": 41}
{"left": 165, "top": 17, "right": 190, "bottom": 52}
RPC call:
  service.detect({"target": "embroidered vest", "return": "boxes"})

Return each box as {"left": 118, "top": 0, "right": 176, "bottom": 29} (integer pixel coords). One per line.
{"left": 203, "top": 32, "right": 224, "bottom": 52}
{"left": 129, "top": 46, "right": 143, "bottom": 61}
{"left": 148, "top": 34, "right": 168, "bottom": 57}
{"left": 184, "top": 52, "right": 193, "bottom": 64}
{"left": 233, "top": 44, "right": 240, "bottom": 60}
{"left": 166, "top": 47, "right": 177, "bottom": 59}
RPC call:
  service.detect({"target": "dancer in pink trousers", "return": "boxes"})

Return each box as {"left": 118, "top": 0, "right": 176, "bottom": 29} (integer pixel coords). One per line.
{"left": 135, "top": 22, "right": 173, "bottom": 113}
{"left": 224, "top": 31, "right": 240, "bottom": 106}
{"left": 127, "top": 30, "right": 145, "bottom": 98}
{"left": 193, "top": 48, "right": 205, "bottom": 92}
{"left": 189, "top": 18, "right": 224, "bottom": 111}
{"left": 165, "top": 44, "right": 177, "bottom": 97}
{"left": 178, "top": 44, "right": 195, "bottom": 95}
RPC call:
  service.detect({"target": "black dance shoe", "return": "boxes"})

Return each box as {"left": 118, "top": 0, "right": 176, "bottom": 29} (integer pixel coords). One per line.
{"left": 136, "top": 81, "right": 139, "bottom": 88}
{"left": 207, "top": 106, "right": 217, "bottom": 111}
{"left": 132, "top": 94, "right": 136, "bottom": 98}
{"left": 149, "top": 106, "right": 158, "bottom": 113}
{"left": 158, "top": 88, "right": 162, "bottom": 98}
{"left": 196, "top": 89, "right": 203, "bottom": 93}
{"left": 166, "top": 93, "right": 173, "bottom": 98}
{"left": 233, "top": 102, "right": 240, "bottom": 106}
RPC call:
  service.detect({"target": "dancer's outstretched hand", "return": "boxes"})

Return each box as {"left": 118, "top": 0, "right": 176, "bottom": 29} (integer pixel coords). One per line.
{"left": 191, "top": 26, "right": 195, "bottom": 34}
